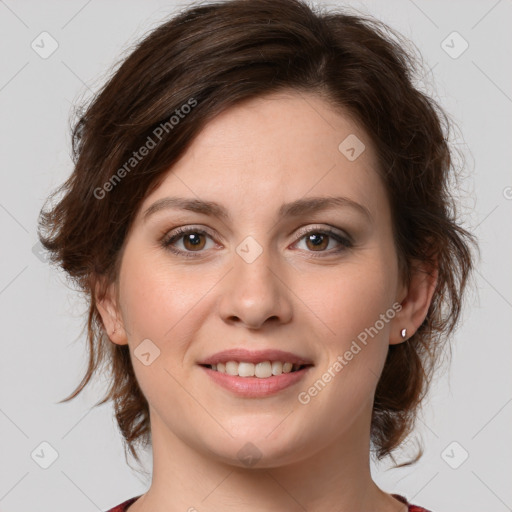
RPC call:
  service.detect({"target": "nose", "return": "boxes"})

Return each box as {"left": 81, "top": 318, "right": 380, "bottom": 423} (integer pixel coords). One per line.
{"left": 218, "top": 246, "right": 293, "bottom": 330}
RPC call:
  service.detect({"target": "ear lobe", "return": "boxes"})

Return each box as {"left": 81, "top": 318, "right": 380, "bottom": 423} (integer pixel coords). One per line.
{"left": 93, "top": 277, "right": 128, "bottom": 346}
{"left": 389, "top": 260, "right": 438, "bottom": 345}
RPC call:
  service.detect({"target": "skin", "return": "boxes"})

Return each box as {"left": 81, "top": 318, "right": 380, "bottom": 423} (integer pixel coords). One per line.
{"left": 96, "top": 91, "right": 437, "bottom": 512}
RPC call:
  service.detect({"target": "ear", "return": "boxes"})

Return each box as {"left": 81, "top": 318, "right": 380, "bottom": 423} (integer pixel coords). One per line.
{"left": 389, "top": 260, "right": 438, "bottom": 345}
{"left": 93, "top": 276, "right": 128, "bottom": 346}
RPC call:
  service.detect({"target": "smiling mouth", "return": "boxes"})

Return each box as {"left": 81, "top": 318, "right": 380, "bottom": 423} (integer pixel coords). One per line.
{"left": 199, "top": 361, "right": 313, "bottom": 378}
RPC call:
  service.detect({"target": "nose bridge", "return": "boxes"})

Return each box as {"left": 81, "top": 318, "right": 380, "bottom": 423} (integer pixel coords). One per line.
{"left": 218, "top": 237, "right": 292, "bottom": 329}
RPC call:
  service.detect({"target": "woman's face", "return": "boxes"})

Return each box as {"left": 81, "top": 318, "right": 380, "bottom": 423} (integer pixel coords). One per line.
{"left": 104, "top": 91, "right": 408, "bottom": 467}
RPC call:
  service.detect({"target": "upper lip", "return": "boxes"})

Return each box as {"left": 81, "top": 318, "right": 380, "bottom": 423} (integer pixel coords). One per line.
{"left": 198, "top": 348, "right": 314, "bottom": 366}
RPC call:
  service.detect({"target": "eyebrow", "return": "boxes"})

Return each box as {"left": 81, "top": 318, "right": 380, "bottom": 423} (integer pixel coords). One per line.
{"left": 142, "top": 195, "right": 372, "bottom": 223}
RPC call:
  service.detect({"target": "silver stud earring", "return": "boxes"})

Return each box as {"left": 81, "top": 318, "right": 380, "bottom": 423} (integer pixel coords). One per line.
{"left": 400, "top": 328, "right": 407, "bottom": 339}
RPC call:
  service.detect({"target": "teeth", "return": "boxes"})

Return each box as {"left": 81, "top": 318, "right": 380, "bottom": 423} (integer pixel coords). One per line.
{"left": 209, "top": 361, "right": 303, "bottom": 378}
{"left": 272, "top": 361, "right": 284, "bottom": 375}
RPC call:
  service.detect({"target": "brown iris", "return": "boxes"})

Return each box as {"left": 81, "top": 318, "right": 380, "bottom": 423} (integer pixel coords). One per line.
{"left": 305, "top": 233, "right": 329, "bottom": 251}
{"left": 183, "top": 232, "right": 206, "bottom": 251}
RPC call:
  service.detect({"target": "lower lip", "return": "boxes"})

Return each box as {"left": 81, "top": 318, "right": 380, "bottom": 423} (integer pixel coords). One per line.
{"left": 199, "top": 365, "right": 312, "bottom": 397}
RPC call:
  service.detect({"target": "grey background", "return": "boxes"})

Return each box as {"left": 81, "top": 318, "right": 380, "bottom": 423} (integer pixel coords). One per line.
{"left": 1, "top": 0, "right": 511, "bottom": 511}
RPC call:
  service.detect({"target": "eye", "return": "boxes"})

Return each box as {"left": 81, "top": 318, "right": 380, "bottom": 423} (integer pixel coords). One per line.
{"left": 161, "top": 225, "right": 353, "bottom": 258}
{"left": 292, "top": 226, "right": 352, "bottom": 256}
{"left": 161, "top": 227, "right": 217, "bottom": 257}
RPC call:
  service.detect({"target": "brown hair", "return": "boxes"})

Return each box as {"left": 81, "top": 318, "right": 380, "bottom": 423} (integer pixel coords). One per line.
{"left": 37, "top": 0, "right": 476, "bottom": 468}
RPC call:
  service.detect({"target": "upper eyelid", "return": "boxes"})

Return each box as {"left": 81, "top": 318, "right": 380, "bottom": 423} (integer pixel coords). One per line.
{"left": 166, "top": 223, "right": 347, "bottom": 236}
{"left": 293, "top": 224, "right": 350, "bottom": 241}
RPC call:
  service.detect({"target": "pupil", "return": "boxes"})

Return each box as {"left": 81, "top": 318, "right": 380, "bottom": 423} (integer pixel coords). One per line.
{"left": 188, "top": 234, "right": 200, "bottom": 245}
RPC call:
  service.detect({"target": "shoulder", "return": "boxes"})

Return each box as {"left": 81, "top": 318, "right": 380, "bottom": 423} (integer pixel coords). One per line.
{"left": 104, "top": 495, "right": 141, "bottom": 512}
{"left": 392, "top": 493, "right": 434, "bottom": 512}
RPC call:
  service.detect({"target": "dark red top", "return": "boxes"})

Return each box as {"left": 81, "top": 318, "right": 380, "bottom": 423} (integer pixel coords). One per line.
{"left": 105, "top": 493, "right": 432, "bottom": 511}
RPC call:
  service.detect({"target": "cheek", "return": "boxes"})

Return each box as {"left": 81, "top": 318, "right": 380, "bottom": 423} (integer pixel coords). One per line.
{"left": 117, "top": 253, "right": 215, "bottom": 418}
{"left": 317, "top": 258, "right": 397, "bottom": 344}
{"left": 296, "top": 261, "right": 398, "bottom": 420}
{"left": 118, "top": 249, "right": 213, "bottom": 341}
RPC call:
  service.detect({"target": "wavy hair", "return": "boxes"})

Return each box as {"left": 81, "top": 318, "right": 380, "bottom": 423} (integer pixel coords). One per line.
{"left": 37, "top": 0, "right": 476, "bottom": 469}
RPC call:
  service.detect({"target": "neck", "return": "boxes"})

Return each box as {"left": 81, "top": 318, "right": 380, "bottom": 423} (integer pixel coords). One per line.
{"left": 129, "top": 406, "right": 406, "bottom": 512}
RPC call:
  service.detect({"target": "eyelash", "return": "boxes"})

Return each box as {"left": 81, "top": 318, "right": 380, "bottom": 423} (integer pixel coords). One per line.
{"left": 160, "top": 225, "right": 353, "bottom": 259}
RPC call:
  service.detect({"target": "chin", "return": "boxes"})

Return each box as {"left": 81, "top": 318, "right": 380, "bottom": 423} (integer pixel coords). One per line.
{"left": 203, "top": 428, "right": 311, "bottom": 469}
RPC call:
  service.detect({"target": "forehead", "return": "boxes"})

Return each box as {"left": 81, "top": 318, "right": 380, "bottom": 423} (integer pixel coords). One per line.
{"left": 137, "top": 90, "right": 388, "bottom": 224}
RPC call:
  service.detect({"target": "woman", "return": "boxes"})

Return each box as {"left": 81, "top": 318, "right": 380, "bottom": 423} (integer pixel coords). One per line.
{"left": 37, "top": 0, "right": 476, "bottom": 510}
